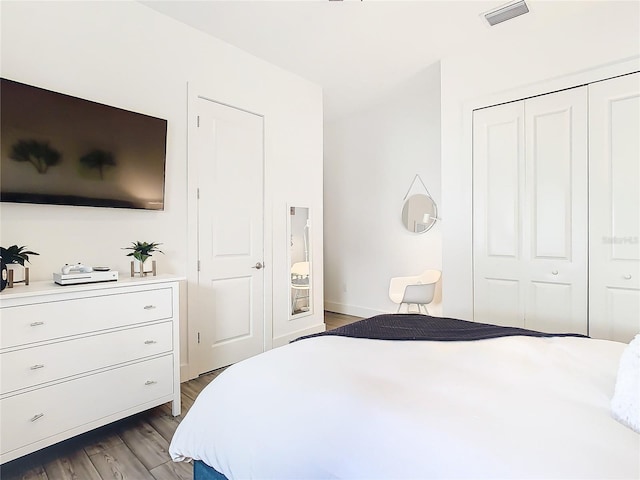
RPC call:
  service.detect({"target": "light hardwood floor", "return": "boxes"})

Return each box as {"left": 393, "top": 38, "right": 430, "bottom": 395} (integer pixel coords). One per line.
{"left": 323, "top": 311, "right": 362, "bottom": 331}
{"left": 0, "top": 311, "right": 361, "bottom": 480}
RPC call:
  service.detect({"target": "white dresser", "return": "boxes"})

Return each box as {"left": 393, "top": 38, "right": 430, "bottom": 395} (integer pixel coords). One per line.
{"left": 0, "top": 275, "right": 182, "bottom": 464}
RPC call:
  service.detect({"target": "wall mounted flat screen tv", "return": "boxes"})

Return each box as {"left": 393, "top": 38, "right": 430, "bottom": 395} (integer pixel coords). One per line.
{"left": 1, "top": 78, "right": 167, "bottom": 210}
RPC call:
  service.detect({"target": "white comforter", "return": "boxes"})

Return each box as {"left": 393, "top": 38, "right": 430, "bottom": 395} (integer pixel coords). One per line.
{"left": 170, "top": 335, "right": 639, "bottom": 479}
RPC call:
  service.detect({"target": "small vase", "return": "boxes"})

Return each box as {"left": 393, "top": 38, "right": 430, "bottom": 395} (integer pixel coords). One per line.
{"left": 6, "top": 264, "right": 29, "bottom": 286}
{"left": 130, "top": 259, "right": 157, "bottom": 277}
{"left": 7, "top": 264, "right": 25, "bottom": 282}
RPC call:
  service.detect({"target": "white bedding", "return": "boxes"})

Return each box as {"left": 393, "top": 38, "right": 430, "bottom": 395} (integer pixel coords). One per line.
{"left": 170, "top": 334, "right": 639, "bottom": 479}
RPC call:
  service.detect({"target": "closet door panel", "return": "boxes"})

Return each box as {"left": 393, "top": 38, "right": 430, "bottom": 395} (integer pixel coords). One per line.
{"left": 610, "top": 96, "right": 640, "bottom": 261}
{"left": 524, "top": 87, "right": 588, "bottom": 334}
{"left": 473, "top": 102, "right": 525, "bottom": 327}
{"left": 481, "top": 278, "right": 522, "bottom": 327}
{"left": 529, "top": 108, "right": 572, "bottom": 259}
{"left": 602, "top": 287, "right": 640, "bottom": 341}
{"left": 589, "top": 72, "right": 640, "bottom": 342}
{"left": 485, "top": 119, "right": 521, "bottom": 257}
{"left": 528, "top": 281, "right": 578, "bottom": 334}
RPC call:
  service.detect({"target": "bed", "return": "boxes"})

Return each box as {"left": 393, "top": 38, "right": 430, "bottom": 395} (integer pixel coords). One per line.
{"left": 169, "top": 314, "right": 639, "bottom": 479}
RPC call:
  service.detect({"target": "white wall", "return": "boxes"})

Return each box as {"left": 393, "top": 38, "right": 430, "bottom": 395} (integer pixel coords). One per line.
{"left": 324, "top": 62, "right": 442, "bottom": 318}
{"left": 441, "top": 1, "right": 640, "bottom": 320}
{"left": 0, "top": 1, "right": 323, "bottom": 377}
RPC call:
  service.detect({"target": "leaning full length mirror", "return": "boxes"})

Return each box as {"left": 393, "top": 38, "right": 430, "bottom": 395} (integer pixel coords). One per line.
{"left": 289, "top": 206, "right": 312, "bottom": 317}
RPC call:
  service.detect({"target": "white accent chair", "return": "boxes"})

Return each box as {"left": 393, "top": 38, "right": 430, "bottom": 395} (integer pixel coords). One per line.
{"left": 389, "top": 269, "right": 441, "bottom": 314}
{"left": 291, "top": 261, "right": 310, "bottom": 313}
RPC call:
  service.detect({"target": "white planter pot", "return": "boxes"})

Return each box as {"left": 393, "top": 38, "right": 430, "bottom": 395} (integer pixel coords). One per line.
{"left": 130, "top": 259, "right": 156, "bottom": 277}
{"left": 6, "top": 264, "right": 29, "bottom": 286}
{"left": 133, "top": 259, "right": 153, "bottom": 274}
{"left": 7, "top": 264, "right": 25, "bottom": 282}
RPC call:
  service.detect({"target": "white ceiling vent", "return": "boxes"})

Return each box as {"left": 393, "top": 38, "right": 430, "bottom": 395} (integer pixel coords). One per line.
{"left": 484, "top": 0, "right": 529, "bottom": 26}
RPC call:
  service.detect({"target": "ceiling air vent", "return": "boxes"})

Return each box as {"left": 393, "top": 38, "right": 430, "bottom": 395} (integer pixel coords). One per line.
{"left": 484, "top": 0, "right": 529, "bottom": 26}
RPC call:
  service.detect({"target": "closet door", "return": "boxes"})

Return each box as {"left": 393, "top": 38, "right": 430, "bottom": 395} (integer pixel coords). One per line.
{"left": 474, "top": 87, "right": 588, "bottom": 333}
{"left": 589, "top": 73, "right": 640, "bottom": 342}
{"left": 523, "top": 87, "right": 588, "bottom": 335}
{"left": 473, "top": 101, "right": 526, "bottom": 327}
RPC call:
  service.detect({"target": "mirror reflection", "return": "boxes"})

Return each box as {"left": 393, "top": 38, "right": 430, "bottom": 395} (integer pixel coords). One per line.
{"left": 402, "top": 194, "right": 437, "bottom": 233}
{"left": 290, "top": 206, "right": 312, "bottom": 317}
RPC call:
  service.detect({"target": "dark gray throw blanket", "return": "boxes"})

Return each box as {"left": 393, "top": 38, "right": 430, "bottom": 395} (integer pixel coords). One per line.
{"left": 293, "top": 314, "right": 589, "bottom": 343}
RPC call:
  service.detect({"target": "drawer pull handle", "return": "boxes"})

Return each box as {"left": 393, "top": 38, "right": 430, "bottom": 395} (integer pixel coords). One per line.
{"left": 145, "top": 380, "right": 158, "bottom": 386}
{"left": 144, "top": 340, "right": 158, "bottom": 345}
{"left": 30, "top": 364, "right": 45, "bottom": 370}
{"left": 30, "top": 321, "right": 45, "bottom": 327}
{"left": 143, "top": 305, "right": 156, "bottom": 310}
{"left": 551, "top": 270, "right": 559, "bottom": 276}
{"left": 30, "top": 413, "right": 44, "bottom": 422}
{"left": 624, "top": 274, "right": 632, "bottom": 280}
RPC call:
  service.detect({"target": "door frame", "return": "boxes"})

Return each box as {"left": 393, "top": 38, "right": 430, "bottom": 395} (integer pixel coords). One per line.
{"left": 185, "top": 82, "right": 273, "bottom": 381}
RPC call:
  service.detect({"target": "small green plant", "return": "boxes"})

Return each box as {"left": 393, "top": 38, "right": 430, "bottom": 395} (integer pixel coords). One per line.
{"left": 10, "top": 139, "right": 61, "bottom": 174}
{"left": 123, "top": 241, "right": 163, "bottom": 264}
{"left": 0, "top": 245, "right": 40, "bottom": 266}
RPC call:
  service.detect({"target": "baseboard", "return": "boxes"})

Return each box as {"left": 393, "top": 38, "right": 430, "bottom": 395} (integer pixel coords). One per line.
{"left": 324, "top": 301, "right": 389, "bottom": 319}
{"left": 272, "top": 323, "right": 326, "bottom": 348}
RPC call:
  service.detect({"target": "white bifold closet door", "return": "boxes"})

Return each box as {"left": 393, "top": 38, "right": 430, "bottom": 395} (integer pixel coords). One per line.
{"left": 473, "top": 87, "right": 588, "bottom": 334}
{"left": 589, "top": 72, "right": 640, "bottom": 343}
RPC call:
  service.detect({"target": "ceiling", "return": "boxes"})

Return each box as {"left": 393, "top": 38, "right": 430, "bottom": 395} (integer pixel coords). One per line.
{"left": 141, "top": 1, "right": 621, "bottom": 121}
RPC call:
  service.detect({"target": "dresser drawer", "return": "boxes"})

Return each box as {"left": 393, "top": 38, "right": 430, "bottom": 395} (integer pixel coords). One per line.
{"left": 1, "top": 287, "right": 172, "bottom": 349}
{"left": 1, "top": 322, "right": 173, "bottom": 395}
{"left": 0, "top": 354, "right": 174, "bottom": 457}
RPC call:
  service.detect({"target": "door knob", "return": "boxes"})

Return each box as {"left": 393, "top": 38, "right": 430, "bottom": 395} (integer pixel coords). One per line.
{"left": 252, "top": 262, "right": 264, "bottom": 270}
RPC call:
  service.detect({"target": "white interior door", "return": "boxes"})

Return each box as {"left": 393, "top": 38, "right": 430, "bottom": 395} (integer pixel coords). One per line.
{"left": 194, "top": 97, "right": 265, "bottom": 374}
{"left": 473, "top": 100, "right": 526, "bottom": 327}
{"left": 473, "top": 87, "right": 588, "bottom": 334}
{"left": 523, "top": 87, "right": 588, "bottom": 334}
{"left": 589, "top": 72, "right": 640, "bottom": 342}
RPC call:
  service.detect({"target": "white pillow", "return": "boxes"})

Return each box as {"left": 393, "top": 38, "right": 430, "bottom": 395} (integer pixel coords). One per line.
{"left": 611, "top": 333, "right": 640, "bottom": 433}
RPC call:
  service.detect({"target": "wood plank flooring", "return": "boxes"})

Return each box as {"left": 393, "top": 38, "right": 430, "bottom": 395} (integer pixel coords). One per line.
{"left": 324, "top": 310, "right": 361, "bottom": 331}
{"left": 0, "top": 311, "right": 360, "bottom": 480}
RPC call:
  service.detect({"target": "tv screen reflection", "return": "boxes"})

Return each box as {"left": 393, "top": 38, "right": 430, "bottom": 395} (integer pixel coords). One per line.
{"left": 0, "top": 78, "right": 167, "bottom": 210}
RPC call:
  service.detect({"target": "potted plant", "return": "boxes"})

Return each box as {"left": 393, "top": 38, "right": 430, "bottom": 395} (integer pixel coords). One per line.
{"left": 123, "top": 241, "right": 163, "bottom": 276}
{"left": 0, "top": 245, "right": 39, "bottom": 287}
